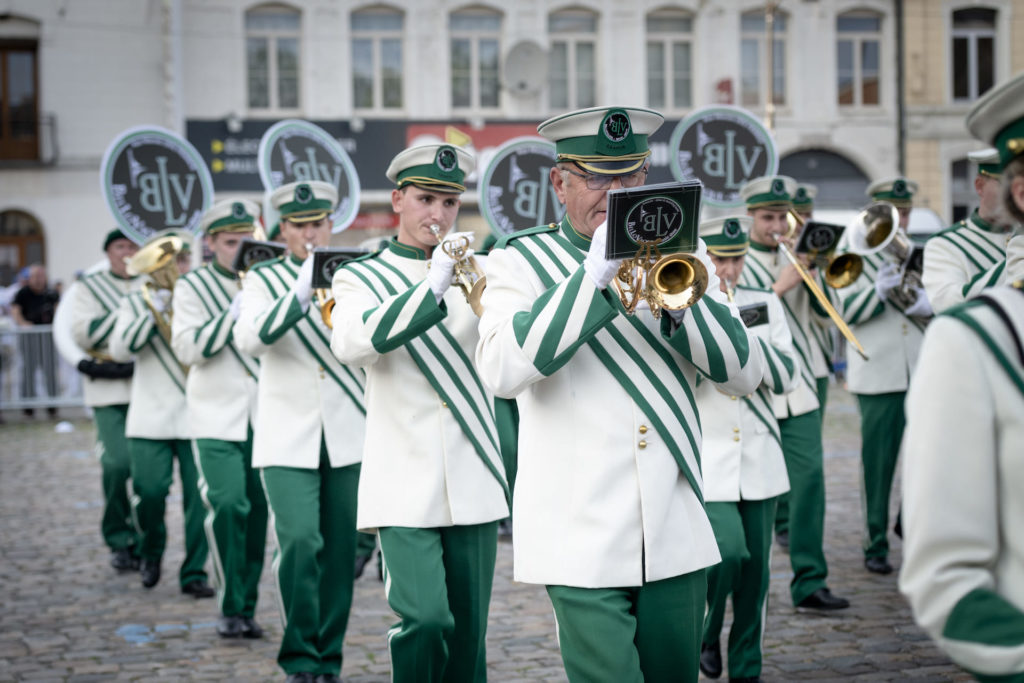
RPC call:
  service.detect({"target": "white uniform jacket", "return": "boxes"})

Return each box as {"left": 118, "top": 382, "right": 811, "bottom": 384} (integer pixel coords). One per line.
{"left": 234, "top": 255, "right": 365, "bottom": 469}
{"left": 475, "top": 221, "right": 763, "bottom": 588}
{"left": 698, "top": 286, "right": 795, "bottom": 503}
{"left": 899, "top": 284, "right": 1024, "bottom": 679}
{"left": 838, "top": 252, "right": 924, "bottom": 395}
{"left": 171, "top": 262, "right": 258, "bottom": 442}
{"left": 739, "top": 243, "right": 829, "bottom": 417}
{"left": 68, "top": 268, "right": 139, "bottom": 407}
{"left": 330, "top": 240, "right": 509, "bottom": 531}
{"left": 922, "top": 211, "right": 1010, "bottom": 314}
{"left": 108, "top": 281, "right": 188, "bottom": 439}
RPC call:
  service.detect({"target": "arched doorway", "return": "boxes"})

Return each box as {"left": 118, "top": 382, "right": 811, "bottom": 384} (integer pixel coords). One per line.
{"left": 0, "top": 209, "right": 45, "bottom": 285}
{"left": 780, "top": 149, "right": 870, "bottom": 210}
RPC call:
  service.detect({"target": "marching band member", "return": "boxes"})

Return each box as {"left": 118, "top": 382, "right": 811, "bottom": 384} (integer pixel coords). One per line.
{"left": 923, "top": 148, "right": 1014, "bottom": 313}
{"left": 330, "top": 143, "right": 509, "bottom": 682}
{"left": 900, "top": 71, "right": 1024, "bottom": 680}
{"left": 234, "top": 181, "right": 366, "bottom": 683}
{"left": 695, "top": 216, "right": 797, "bottom": 683}
{"left": 476, "top": 106, "right": 763, "bottom": 682}
{"left": 68, "top": 229, "right": 140, "bottom": 572}
{"left": 108, "top": 231, "right": 213, "bottom": 597}
{"left": 738, "top": 175, "right": 850, "bottom": 610}
{"left": 840, "top": 178, "right": 929, "bottom": 576}
{"left": 171, "top": 199, "right": 267, "bottom": 639}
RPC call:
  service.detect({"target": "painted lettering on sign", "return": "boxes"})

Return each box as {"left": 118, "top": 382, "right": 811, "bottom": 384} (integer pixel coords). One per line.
{"left": 480, "top": 138, "right": 562, "bottom": 236}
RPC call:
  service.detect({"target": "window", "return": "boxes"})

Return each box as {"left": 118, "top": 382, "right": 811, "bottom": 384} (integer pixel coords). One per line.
{"left": 0, "top": 210, "right": 44, "bottom": 285}
{"left": 352, "top": 7, "right": 404, "bottom": 111}
{"left": 646, "top": 9, "right": 693, "bottom": 111}
{"left": 0, "top": 15, "right": 40, "bottom": 161}
{"left": 245, "top": 4, "right": 301, "bottom": 111}
{"left": 450, "top": 8, "right": 501, "bottom": 110}
{"left": 950, "top": 158, "right": 972, "bottom": 222}
{"left": 548, "top": 9, "right": 598, "bottom": 111}
{"left": 740, "top": 9, "right": 786, "bottom": 108}
{"left": 837, "top": 11, "right": 881, "bottom": 107}
{"left": 952, "top": 8, "right": 996, "bottom": 101}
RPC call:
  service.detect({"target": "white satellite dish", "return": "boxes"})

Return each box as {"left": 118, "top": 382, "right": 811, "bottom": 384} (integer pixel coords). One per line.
{"left": 503, "top": 41, "right": 547, "bottom": 96}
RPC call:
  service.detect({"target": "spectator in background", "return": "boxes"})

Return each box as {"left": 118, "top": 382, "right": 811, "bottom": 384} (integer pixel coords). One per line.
{"left": 11, "top": 264, "right": 60, "bottom": 417}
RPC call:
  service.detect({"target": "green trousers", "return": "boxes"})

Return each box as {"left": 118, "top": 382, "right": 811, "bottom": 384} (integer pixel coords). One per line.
{"left": 856, "top": 391, "right": 905, "bottom": 560}
{"left": 703, "top": 498, "right": 777, "bottom": 679}
{"left": 378, "top": 522, "right": 498, "bottom": 683}
{"left": 547, "top": 570, "right": 706, "bottom": 683}
{"left": 261, "top": 448, "right": 359, "bottom": 677}
{"left": 778, "top": 409, "right": 828, "bottom": 605}
{"left": 775, "top": 376, "right": 829, "bottom": 537}
{"left": 94, "top": 404, "right": 136, "bottom": 552}
{"left": 128, "top": 437, "right": 209, "bottom": 586}
{"left": 356, "top": 531, "right": 377, "bottom": 560}
{"left": 194, "top": 430, "right": 267, "bottom": 618}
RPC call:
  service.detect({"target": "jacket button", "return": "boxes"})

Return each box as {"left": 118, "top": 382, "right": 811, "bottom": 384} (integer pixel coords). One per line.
{"left": 639, "top": 425, "right": 648, "bottom": 434}
{"left": 442, "top": 401, "right": 448, "bottom": 408}
{"left": 733, "top": 435, "right": 741, "bottom": 442}
{"left": 638, "top": 440, "right": 647, "bottom": 449}
{"left": 730, "top": 395, "right": 737, "bottom": 401}
{"left": 733, "top": 427, "right": 740, "bottom": 433}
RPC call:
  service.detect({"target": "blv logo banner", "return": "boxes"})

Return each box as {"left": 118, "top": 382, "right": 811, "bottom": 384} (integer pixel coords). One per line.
{"left": 101, "top": 126, "right": 214, "bottom": 245}
{"left": 479, "top": 136, "right": 563, "bottom": 237}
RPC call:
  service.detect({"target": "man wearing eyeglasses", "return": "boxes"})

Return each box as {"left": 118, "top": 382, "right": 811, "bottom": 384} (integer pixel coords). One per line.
{"left": 476, "top": 106, "right": 763, "bottom": 682}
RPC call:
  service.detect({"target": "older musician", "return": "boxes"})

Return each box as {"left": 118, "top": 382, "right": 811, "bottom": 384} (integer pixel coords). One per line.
{"left": 737, "top": 176, "right": 849, "bottom": 610}
{"left": 476, "top": 106, "right": 762, "bottom": 682}
{"left": 171, "top": 199, "right": 267, "bottom": 639}
{"left": 838, "top": 178, "right": 929, "bottom": 576}
{"left": 108, "top": 230, "right": 212, "bottom": 596}
{"left": 234, "top": 181, "right": 365, "bottom": 683}
{"left": 330, "top": 144, "right": 509, "bottom": 682}
{"left": 900, "top": 71, "right": 1024, "bottom": 681}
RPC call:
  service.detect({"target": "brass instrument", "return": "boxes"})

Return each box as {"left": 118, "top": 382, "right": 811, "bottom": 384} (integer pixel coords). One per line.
{"left": 429, "top": 224, "right": 486, "bottom": 316}
{"left": 786, "top": 210, "right": 863, "bottom": 289}
{"left": 773, "top": 234, "right": 870, "bottom": 360}
{"left": 126, "top": 234, "right": 183, "bottom": 347}
{"left": 725, "top": 278, "right": 736, "bottom": 304}
{"left": 845, "top": 202, "right": 926, "bottom": 314}
{"left": 305, "top": 242, "right": 337, "bottom": 328}
{"left": 614, "top": 241, "right": 708, "bottom": 319}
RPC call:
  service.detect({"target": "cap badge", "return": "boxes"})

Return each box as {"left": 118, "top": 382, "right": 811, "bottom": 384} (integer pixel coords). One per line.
{"left": 436, "top": 147, "right": 458, "bottom": 173}
{"left": 724, "top": 219, "right": 742, "bottom": 238}
{"left": 231, "top": 202, "right": 247, "bottom": 219}
{"left": 294, "top": 183, "right": 312, "bottom": 204}
{"left": 795, "top": 188, "right": 807, "bottom": 201}
{"left": 771, "top": 178, "right": 785, "bottom": 195}
{"left": 602, "top": 111, "right": 631, "bottom": 143}
{"left": 892, "top": 179, "right": 907, "bottom": 197}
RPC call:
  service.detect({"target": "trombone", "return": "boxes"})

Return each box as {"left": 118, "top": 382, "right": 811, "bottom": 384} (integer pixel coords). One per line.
{"left": 614, "top": 242, "right": 708, "bottom": 319}
{"left": 429, "top": 224, "right": 487, "bottom": 316}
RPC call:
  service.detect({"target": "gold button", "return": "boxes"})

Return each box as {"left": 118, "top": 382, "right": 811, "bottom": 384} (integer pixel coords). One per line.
{"left": 638, "top": 440, "right": 647, "bottom": 449}
{"left": 730, "top": 395, "right": 738, "bottom": 401}
{"left": 442, "top": 401, "right": 448, "bottom": 408}
{"left": 639, "top": 425, "right": 648, "bottom": 434}
{"left": 733, "top": 427, "right": 740, "bottom": 433}
{"left": 733, "top": 436, "right": 741, "bottom": 442}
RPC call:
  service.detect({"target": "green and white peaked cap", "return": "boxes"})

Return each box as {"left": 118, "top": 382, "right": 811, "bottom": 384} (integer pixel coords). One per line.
{"left": 537, "top": 105, "right": 664, "bottom": 175}
{"left": 386, "top": 143, "right": 475, "bottom": 194}
{"left": 741, "top": 175, "right": 797, "bottom": 210}
{"left": 271, "top": 180, "right": 338, "bottom": 223}
{"left": 866, "top": 176, "right": 918, "bottom": 208}
{"left": 966, "top": 71, "right": 1024, "bottom": 168}
{"left": 700, "top": 215, "right": 751, "bottom": 257}
{"left": 200, "top": 198, "right": 261, "bottom": 235}
{"left": 103, "top": 228, "right": 130, "bottom": 251}
{"left": 968, "top": 147, "right": 1002, "bottom": 178}
{"left": 792, "top": 183, "right": 818, "bottom": 212}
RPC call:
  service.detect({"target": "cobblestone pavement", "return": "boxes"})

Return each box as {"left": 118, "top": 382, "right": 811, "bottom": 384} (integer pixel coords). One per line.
{"left": 0, "top": 387, "right": 970, "bottom": 682}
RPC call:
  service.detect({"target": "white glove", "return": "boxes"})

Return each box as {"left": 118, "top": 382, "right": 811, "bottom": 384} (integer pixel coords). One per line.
{"left": 427, "top": 231, "right": 475, "bottom": 303}
{"left": 874, "top": 262, "right": 902, "bottom": 301}
{"left": 229, "top": 292, "right": 243, "bottom": 321}
{"left": 292, "top": 254, "right": 314, "bottom": 311}
{"left": 150, "top": 288, "right": 172, "bottom": 314}
{"left": 583, "top": 220, "right": 622, "bottom": 289}
{"left": 903, "top": 288, "right": 933, "bottom": 317}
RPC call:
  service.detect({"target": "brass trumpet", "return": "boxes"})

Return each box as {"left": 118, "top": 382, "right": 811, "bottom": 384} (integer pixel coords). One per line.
{"left": 614, "top": 241, "right": 708, "bottom": 319}
{"left": 845, "top": 202, "right": 926, "bottom": 314}
{"left": 429, "top": 224, "right": 486, "bottom": 316}
{"left": 126, "top": 234, "right": 182, "bottom": 346}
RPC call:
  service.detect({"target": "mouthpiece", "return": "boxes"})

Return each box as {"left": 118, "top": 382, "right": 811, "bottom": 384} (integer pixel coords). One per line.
{"left": 429, "top": 224, "right": 443, "bottom": 243}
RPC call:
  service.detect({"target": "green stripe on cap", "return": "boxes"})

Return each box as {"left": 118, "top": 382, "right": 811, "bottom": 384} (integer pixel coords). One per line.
{"left": 745, "top": 177, "right": 791, "bottom": 209}
{"left": 791, "top": 186, "right": 814, "bottom": 209}
{"left": 995, "top": 118, "right": 1024, "bottom": 167}
{"left": 870, "top": 178, "right": 915, "bottom": 206}
{"left": 395, "top": 145, "right": 466, "bottom": 193}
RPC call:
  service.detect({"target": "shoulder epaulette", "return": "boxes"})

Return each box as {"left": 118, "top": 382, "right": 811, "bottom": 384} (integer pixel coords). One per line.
{"left": 248, "top": 255, "right": 285, "bottom": 273}
{"left": 494, "top": 223, "right": 559, "bottom": 250}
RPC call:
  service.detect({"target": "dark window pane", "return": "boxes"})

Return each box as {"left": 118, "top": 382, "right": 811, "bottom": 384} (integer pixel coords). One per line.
{"left": 837, "top": 40, "right": 853, "bottom": 105}
{"left": 977, "top": 36, "right": 994, "bottom": 96}
{"left": 646, "top": 13, "right": 691, "bottom": 33}
{"left": 576, "top": 42, "right": 596, "bottom": 108}
{"left": 862, "top": 40, "right": 879, "bottom": 104}
{"left": 450, "top": 10, "right": 501, "bottom": 32}
{"left": 673, "top": 43, "right": 691, "bottom": 109}
{"left": 480, "top": 39, "right": 500, "bottom": 107}
{"left": 741, "top": 39, "right": 760, "bottom": 106}
{"left": 451, "top": 38, "right": 471, "bottom": 107}
{"left": 352, "top": 39, "right": 373, "bottom": 108}
{"left": 837, "top": 14, "right": 881, "bottom": 32}
{"left": 647, "top": 42, "right": 664, "bottom": 108}
{"left": 7, "top": 51, "right": 36, "bottom": 138}
{"left": 742, "top": 12, "right": 764, "bottom": 32}
{"left": 549, "top": 12, "right": 596, "bottom": 33}
{"left": 351, "top": 10, "right": 403, "bottom": 31}
{"left": 952, "top": 8, "right": 996, "bottom": 29}
{"left": 952, "top": 37, "right": 968, "bottom": 99}
{"left": 277, "top": 37, "right": 299, "bottom": 108}
{"left": 246, "top": 8, "right": 300, "bottom": 31}
{"left": 382, "top": 39, "right": 402, "bottom": 108}
{"left": 549, "top": 42, "right": 568, "bottom": 109}
{"left": 246, "top": 37, "right": 269, "bottom": 108}
{"left": 772, "top": 39, "right": 785, "bottom": 105}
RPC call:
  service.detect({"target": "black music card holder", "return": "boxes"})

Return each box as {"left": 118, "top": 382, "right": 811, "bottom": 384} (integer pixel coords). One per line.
{"left": 794, "top": 221, "right": 845, "bottom": 257}
{"left": 738, "top": 301, "right": 770, "bottom": 327}
{"left": 232, "top": 239, "right": 286, "bottom": 273}
{"left": 311, "top": 247, "right": 370, "bottom": 289}
{"left": 605, "top": 180, "right": 703, "bottom": 260}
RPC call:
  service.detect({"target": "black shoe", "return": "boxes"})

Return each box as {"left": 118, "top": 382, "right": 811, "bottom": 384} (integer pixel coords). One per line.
{"left": 285, "top": 674, "right": 315, "bottom": 683}
{"left": 216, "top": 615, "right": 243, "bottom": 638}
{"left": 377, "top": 551, "right": 384, "bottom": 583}
{"left": 140, "top": 559, "right": 161, "bottom": 588}
{"left": 23, "top": 408, "right": 34, "bottom": 418}
{"left": 110, "top": 548, "right": 139, "bottom": 572}
{"left": 894, "top": 514, "right": 903, "bottom": 539}
{"left": 181, "top": 580, "right": 215, "bottom": 598}
{"left": 797, "top": 587, "right": 850, "bottom": 610}
{"left": 240, "top": 617, "right": 264, "bottom": 639}
{"left": 47, "top": 407, "right": 57, "bottom": 418}
{"left": 775, "top": 530, "right": 789, "bottom": 550}
{"left": 699, "top": 641, "right": 723, "bottom": 679}
{"left": 314, "top": 675, "right": 340, "bottom": 683}
{"left": 865, "top": 556, "right": 894, "bottom": 574}
{"left": 354, "top": 553, "right": 371, "bottom": 579}
{"left": 498, "top": 518, "right": 513, "bottom": 541}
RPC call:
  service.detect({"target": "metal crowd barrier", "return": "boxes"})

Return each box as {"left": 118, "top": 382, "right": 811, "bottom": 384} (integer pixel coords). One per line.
{"left": 0, "top": 323, "right": 84, "bottom": 411}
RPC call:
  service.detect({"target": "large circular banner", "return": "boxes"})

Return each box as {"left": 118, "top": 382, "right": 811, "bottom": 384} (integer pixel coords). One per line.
{"left": 258, "top": 119, "right": 361, "bottom": 233}
{"left": 100, "top": 126, "right": 214, "bottom": 245}
{"left": 668, "top": 106, "right": 778, "bottom": 208}
{"left": 479, "top": 136, "right": 562, "bottom": 236}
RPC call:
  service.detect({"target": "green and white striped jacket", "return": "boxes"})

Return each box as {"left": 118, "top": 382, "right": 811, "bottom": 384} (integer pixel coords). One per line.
{"left": 923, "top": 210, "right": 1011, "bottom": 314}
{"left": 69, "top": 267, "right": 138, "bottom": 407}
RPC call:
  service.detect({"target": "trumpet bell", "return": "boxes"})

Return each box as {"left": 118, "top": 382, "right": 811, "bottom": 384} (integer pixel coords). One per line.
{"left": 650, "top": 254, "right": 708, "bottom": 310}
{"left": 126, "top": 235, "right": 183, "bottom": 290}
{"left": 847, "top": 203, "right": 901, "bottom": 255}
{"left": 824, "top": 252, "right": 863, "bottom": 289}
{"left": 466, "top": 276, "right": 487, "bottom": 317}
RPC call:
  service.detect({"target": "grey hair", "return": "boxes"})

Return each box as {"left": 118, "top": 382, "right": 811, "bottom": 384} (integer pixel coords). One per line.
{"left": 1003, "top": 156, "right": 1024, "bottom": 225}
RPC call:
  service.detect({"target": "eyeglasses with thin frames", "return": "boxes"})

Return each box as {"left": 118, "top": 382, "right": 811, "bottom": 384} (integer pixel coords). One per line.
{"left": 564, "top": 167, "right": 649, "bottom": 191}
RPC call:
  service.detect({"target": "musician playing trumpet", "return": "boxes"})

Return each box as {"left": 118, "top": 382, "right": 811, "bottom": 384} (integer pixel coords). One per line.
{"left": 738, "top": 175, "right": 851, "bottom": 611}
{"left": 329, "top": 143, "right": 509, "bottom": 682}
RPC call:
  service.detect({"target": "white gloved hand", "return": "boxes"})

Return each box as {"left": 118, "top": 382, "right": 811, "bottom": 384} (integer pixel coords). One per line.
{"left": 427, "top": 231, "right": 475, "bottom": 303}
{"left": 150, "top": 288, "right": 172, "bottom": 314}
{"left": 229, "top": 292, "right": 243, "bottom": 321}
{"left": 874, "top": 262, "right": 902, "bottom": 301}
{"left": 292, "top": 254, "right": 314, "bottom": 311}
{"left": 903, "top": 288, "right": 933, "bottom": 318}
{"left": 583, "top": 220, "right": 623, "bottom": 289}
